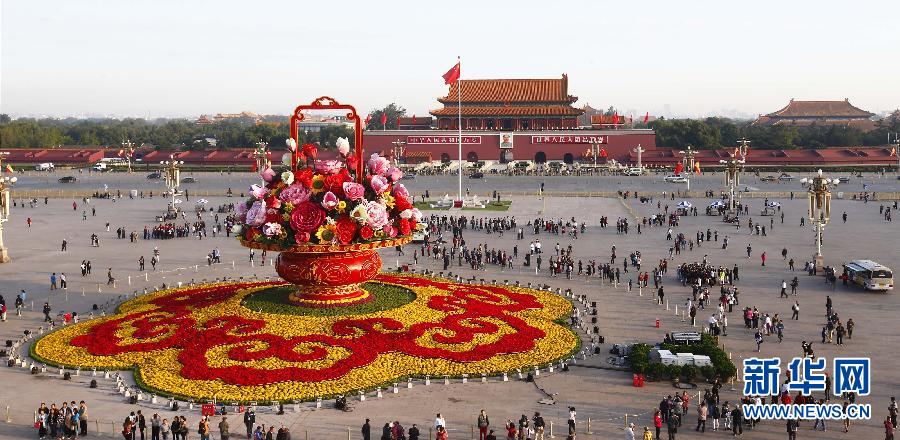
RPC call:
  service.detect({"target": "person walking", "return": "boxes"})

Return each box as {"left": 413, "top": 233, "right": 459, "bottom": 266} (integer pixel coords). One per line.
{"left": 50, "top": 273, "right": 58, "bottom": 290}
{"left": 218, "top": 416, "right": 230, "bottom": 440}
{"left": 847, "top": 318, "right": 854, "bottom": 339}
{"left": 244, "top": 409, "right": 255, "bottom": 439}
{"left": 695, "top": 402, "right": 707, "bottom": 433}
{"left": 478, "top": 410, "right": 490, "bottom": 440}
{"left": 780, "top": 280, "right": 787, "bottom": 298}
{"left": 730, "top": 405, "right": 742, "bottom": 436}
{"left": 43, "top": 302, "right": 52, "bottom": 322}
{"left": 791, "top": 301, "right": 799, "bottom": 320}
{"left": 361, "top": 419, "right": 371, "bottom": 440}
{"left": 761, "top": 252, "right": 766, "bottom": 266}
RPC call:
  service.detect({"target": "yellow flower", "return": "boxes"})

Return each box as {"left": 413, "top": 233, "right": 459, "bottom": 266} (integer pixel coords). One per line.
{"left": 315, "top": 224, "right": 337, "bottom": 243}
{"left": 336, "top": 200, "right": 347, "bottom": 214}
{"left": 310, "top": 175, "right": 326, "bottom": 194}
{"left": 382, "top": 194, "right": 395, "bottom": 209}
{"left": 283, "top": 202, "right": 294, "bottom": 213}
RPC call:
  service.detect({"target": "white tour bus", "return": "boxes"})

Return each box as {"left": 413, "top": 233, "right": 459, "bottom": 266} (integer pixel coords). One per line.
{"left": 842, "top": 260, "right": 893, "bottom": 291}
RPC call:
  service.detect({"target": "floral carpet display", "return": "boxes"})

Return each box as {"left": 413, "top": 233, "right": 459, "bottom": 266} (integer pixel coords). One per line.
{"left": 31, "top": 275, "right": 579, "bottom": 402}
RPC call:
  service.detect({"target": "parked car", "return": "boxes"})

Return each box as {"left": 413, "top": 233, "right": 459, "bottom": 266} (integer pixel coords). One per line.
{"left": 760, "top": 175, "right": 777, "bottom": 182}
{"left": 623, "top": 167, "right": 644, "bottom": 176}
{"left": 181, "top": 176, "right": 197, "bottom": 183}
{"left": 664, "top": 175, "right": 689, "bottom": 183}
{"left": 34, "top": 163, "right": 55, "bottom": 171}
{"left": 838, "top": 176, "right": 850, "bottom": 183}
{"left": 147, "top": 171, "right": 162, "bottom": 179}
{"left": 468, "top": 172, "right": 484, "bottom": 179}
{"left": 58, "top": 176, "right": 77, "bottom": 183}
{"left": 778, "top": 173, "right": 795, "bottom": 181}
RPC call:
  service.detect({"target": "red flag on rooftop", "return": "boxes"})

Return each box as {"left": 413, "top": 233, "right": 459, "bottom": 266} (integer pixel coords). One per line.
{"left": 396, "top": 116, "right": 401, "bottom": 127}
{"left": 442, "top": 62, "right": 461, "bottom": 85}
{"left": 380, "top": 112, "right": 387, "bottom": 127}
{"left": 613, "top": 112, "right": 619, "bottom": 127}
{"left": 643, "top": 112, "right": 650, "bottom": 124}
{"left": 365, "top": 114, "right": 372, "bottom": 126}
{"left": 412, "top": 115, "right": 417, "bottom": 124}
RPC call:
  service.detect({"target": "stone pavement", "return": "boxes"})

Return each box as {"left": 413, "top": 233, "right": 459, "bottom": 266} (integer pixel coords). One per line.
{"left": 1, "top": 175, "right": 898, "bottom": 439}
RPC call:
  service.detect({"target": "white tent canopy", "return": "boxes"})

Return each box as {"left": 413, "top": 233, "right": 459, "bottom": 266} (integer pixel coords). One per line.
{"left": 709, "top": 200, "right": 726, "bottom": 208}
{"left": 677, "top": 201, "right": 693, "bottom": 209}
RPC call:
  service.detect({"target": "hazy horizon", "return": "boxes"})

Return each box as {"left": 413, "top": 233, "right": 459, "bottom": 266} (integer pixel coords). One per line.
{"left": 2, "top": 0, "right": 899, "bottom": 120}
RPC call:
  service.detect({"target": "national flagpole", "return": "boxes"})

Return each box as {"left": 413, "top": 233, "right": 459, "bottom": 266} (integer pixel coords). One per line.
{"left": 457, "top": 56, "right": 463, "bottom": 203}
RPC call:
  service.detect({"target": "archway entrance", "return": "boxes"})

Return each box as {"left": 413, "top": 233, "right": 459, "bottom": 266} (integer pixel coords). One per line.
{"left": 500, "top": 150, "right": 514, "bottom": 163}
{"left": 534, "top": 151, "right": 547, "bottom": 163}
{"left": 563, "top": 153, "right": 574, "bottom": 165}
{"left": 440, "top": 153, "right": 451, "bottom": 164}
{"left": 467, "top": 151, "right": 479, "bottom": 163}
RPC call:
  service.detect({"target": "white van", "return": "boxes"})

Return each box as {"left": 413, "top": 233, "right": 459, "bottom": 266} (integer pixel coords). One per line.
{"left": 34, "top": 163, "right": 55, "bottom": 171}
{"left": 91, "top": 163, "right": 108, "bottom": 172}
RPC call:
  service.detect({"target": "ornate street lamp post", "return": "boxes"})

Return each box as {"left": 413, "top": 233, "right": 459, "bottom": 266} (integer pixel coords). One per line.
{"left": 160, "top": 155, "right": 184, "bottom": 214}
{"left": 123, "top": 139, "right": 136, "bottom": 173}
{"left": 252, "top": 140, "right": 270, "bottom": 182}
{"left": 0, "top": 151, "right": 17, "bottom": 263}
{"left": 633, "top": 144, "right": 645, "bottom": 174}
{"left": 678, "top": 145, "right": 697, "bottom": 191}
{"left": 800, "top": 169, "right": 838, "bottom": 271}
{"left": 391, "top": 139, "right": 406, "bottom": 168}
{"left": 719, "top": 139, "right": 751, "bottom": 216}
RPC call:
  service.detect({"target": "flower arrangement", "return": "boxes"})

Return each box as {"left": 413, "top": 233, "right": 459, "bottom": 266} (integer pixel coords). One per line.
{"left": 235, "top": 137, "right": 422, "bottom": 248}
{"left": 31, "top": 275, "right": 579, "bottom": 403}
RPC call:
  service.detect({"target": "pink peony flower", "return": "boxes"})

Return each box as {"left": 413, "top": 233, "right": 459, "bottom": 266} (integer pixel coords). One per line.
{"left": 314, "top": 159, "right": 343, "bottom": 175}
{"left": 260, "top": 167, "right": 277, "bottom": 183}
{"left": 235, "top": 203, "right": 248, "bottom": 222}
{"left": 411, "top": 208, "right": 423, "bottom": 222}
{"left": 249, "top": 184, "right": 268, "bottom": 200}
{"left": 367, "top": 153, "right": 390, "bottom": 176}
{"left": 278, "top": 183, "right": 310, "bottom": 205}
{"left": 342, "top": 182, "right": 365, "bottom": 201}
{"left": 392, "top": 183, "right": 410, "bottom": 200}
{"left": 383, "top": 224, "right": 398, "bottom": 238}
{"left": 387, "top": 166, "right": 403, "bottom": 182}
{"left": 365, "top": 201, "right": 389, "bottom": 230}
{"left": 370, "top": 175, "right": 390, "bottom": 194}
{"left": 245, "top": 201, "right": 267, "bottom": 227}
{"left": 321, "top": 191, "right": 339, "bottom": 210}
{"left": 262, "top": 222, "right": 283, "bottom": 237}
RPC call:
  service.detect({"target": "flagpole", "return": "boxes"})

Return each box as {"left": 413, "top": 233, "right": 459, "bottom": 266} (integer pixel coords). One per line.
{"left": 457, "top": 56, "right": 462, "bottom": 203}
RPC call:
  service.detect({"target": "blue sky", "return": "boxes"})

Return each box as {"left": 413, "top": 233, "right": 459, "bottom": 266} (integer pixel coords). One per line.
{"left": 2, "top": 0, "right": 898, "bottom": 119}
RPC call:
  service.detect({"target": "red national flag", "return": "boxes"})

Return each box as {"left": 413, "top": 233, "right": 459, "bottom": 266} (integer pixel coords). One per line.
{"left": 412, "top": 115, "right": 417, "bottom": 124}
{"left": 613, "top": 112, "right": 619, "bottom": 126}
{"left": 442, "top": 62, "right": 461, "bottom": 85}
{"left": 599, "top": 148, "right": 608, "bottom": 158}
{"left": 365, "top": 114, "right": 372, "bottom": 125}
{"left": 891, "top": 147, "right": 897, "bottom": 157}
{"left": 396, "top": 116, "right": 401, "bottom": 127}
{"left": 380, "top": 113, "right": 387, "bottom": 126}
{"left": 674, "top": 162, "right": 684, "bottom": 175}
{"left": 694, "top": 162, "right": 702, "bottom": 175}
{"left": 4, "top": 164, "right": 12, "bottom": 174}
{"left": 643, "top": 112, "right": 649, "bottom": 124}
{"left": 250, "top": 162, "right": 258, "bottom": 172}
{"left": 117, "top": 149, "right": 124, "bottom": 157}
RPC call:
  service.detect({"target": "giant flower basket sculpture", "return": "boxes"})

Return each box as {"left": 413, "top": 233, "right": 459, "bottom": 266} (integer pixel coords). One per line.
{"left": 236, "top": 97, "right": 419, "bottom": 307}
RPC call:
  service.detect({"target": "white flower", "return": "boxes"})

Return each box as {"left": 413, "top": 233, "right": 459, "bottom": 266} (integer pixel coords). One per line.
{"left": 281, "top": 171, "right": 295, "bottom": 185}
{"left": 349, "top": 204, "right": 369, "bottom": 224}
{"left": 231, "top": 224, "right": 243, "bottom": 234}
{"left": 400, "top": 209, "right": 413, "bottom": 219}
{"left": 336, "top": 137, "right": 351, "bottom": 156}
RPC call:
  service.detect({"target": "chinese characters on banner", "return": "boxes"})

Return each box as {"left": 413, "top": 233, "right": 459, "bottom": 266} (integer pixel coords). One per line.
{"left": 743, "top": 357, "right": 870, "bottom": 396}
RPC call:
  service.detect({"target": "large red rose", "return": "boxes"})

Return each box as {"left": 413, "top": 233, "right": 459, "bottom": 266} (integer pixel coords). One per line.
{"left": 335, "top": 216, "right": 357, "bottom": 244}
{"left": 394, "top": 195, "right": 412, "bottom": 212}
{"left": 325, "top": 172, "right": 350, "bottom": 198}
{"left": 264, "top": 208, "right": 282, "bottom": 224}
{"left": 359, "top": 225, "right": 374, "bottom": 240}
{"left": 302, "top": 143, "right": 318, "bottom": 159}
{"left": 289, "top": 201, "right": 325, "bottom": 233}
{"left": 398, "top": 218, "right": 411, "bottom": 236}
{"left": 294, "top": 168, "right": 314, "bottom": 189}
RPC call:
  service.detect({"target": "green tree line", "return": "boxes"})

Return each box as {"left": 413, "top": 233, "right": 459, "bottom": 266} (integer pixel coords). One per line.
{"left": 648, "top": 116, "right": 898, "bottom": 149}
{"left": 2, "top": 110, "right": 896, "bottom": 150}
